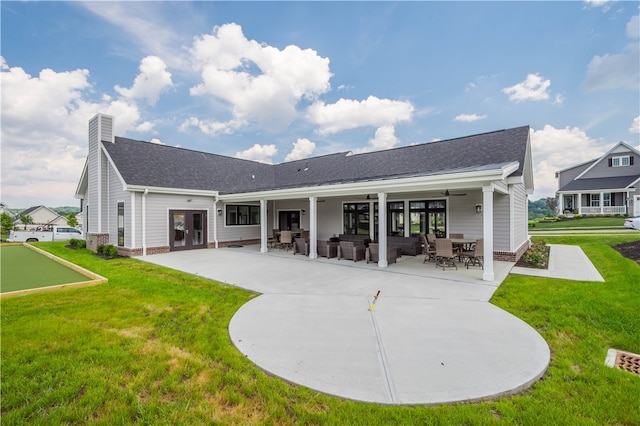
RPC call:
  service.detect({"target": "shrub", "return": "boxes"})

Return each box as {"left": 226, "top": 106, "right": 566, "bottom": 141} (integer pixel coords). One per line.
{"left": 522, "top": 240, "right": 549, "bottom": 269}
{"left": 77, "top": 240, "right": 86, "bottom": 249}
{"left": 69, "top": 238, "right": 79, "bottom": 247}
{"left": 104, "top": 245, "right": 118, "bottom": 258}
{"left": 97, "top": 245, "right": 105, "bottom": 254}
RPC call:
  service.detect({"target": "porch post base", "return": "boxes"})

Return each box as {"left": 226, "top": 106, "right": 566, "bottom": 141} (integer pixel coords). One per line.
{"left": 377, "top": 260, "right": 388, "bottom": 268}
{"left": 483, "top": 271, "right": 495, "bottom": 281}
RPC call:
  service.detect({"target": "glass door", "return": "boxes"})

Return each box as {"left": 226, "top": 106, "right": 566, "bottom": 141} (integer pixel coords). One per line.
{"left": 169, "top": 210, "right": 207, "bottom": 251}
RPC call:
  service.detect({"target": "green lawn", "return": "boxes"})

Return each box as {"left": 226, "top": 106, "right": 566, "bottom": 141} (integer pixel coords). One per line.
{"left": 0, "top": 245, "right": 90, "bottom": 293}
{"left": 530, "top": 216, "right": 626, "bottom": 229}
{"left": 1, "top": 237, "right": 639, "bottom": 425}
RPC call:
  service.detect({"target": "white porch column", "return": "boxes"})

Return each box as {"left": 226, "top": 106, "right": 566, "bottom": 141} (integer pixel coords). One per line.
{"left": 600, "top": 192, "right": 604, "bottom": 214}
{"left": 309, "top": 196, "right": 318, "bottom": 259}
{"left": 378, "top": 192, "right": 388, "bottom": 267}
{"left": 482, "top": 186, "right": 494, "bottom": 281}
{"left": 260, "top": 199, "right": 268, "bottom": 253}
{"left": 577, "top": 193, "right": 582, "bottom": 215}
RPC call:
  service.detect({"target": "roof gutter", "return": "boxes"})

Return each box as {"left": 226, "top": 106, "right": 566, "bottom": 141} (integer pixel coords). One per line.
{"left": 219, "top": 162, "right": 520, "bottom": 202}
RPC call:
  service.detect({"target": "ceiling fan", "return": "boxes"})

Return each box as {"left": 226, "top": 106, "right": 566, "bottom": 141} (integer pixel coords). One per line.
{"left": 441, "top": 189, "right": 467, "bottom": 197}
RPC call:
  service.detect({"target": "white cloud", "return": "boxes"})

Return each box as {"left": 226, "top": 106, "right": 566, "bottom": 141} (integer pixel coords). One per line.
{"left": 583, "top": 0, "right": 613, "bottom": 12}
{"left": 352, "top": 126, "right": 400, "bottom": 154}
{"left": 630, "top": 116, "right": 640, "bottom": 134}
{"left": 188, "top": 23, "right": 332, "bottom": 133}
{"left": 0, "top": 57, "right": 152, "bottom": 207}
{"left": 502, "top": 74, "right": 552, "bottom": 102}
{"left": 530, "top": 125, "right": 608, "bottom": 199}
{"left": 81, "top": 2, "right": 190, "bottom": 70}
{"left": 307, "top": 96, "right": 414, "bottom": 135}
{"left": 627, "top": 15, "right": 640, "bottom": 39}
{"left": 235, "top": 144, "right": 278, "bottom": 164}
{"left": 179, "top": 116, "right": 246, "bottom": 135}
{"left": 454, "top": 113, "right": 487, "bottom": 122}
{"left": 284, "top": 138, "right": 316, "bottom": 162}
{"left": 115, "top": 56, "right": 173, "bottom": 105}
{"left": 584, "top": 42, "right": 640, "bottom": 91}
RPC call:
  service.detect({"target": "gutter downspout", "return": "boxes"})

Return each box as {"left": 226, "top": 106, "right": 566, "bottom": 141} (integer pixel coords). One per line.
{"left": 213, "top": 196, "right": 219, "bottom": 248}
{"left": 142, "top": 188, "right": 148, "bottom": 256}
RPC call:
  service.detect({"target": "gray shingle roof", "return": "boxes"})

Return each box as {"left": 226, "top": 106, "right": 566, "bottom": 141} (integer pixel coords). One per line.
{"left": 558, "top": 175, "right": 639, "bottom": 192}
{"left": 102, "top": 125, "right": 530, "bottom": 194}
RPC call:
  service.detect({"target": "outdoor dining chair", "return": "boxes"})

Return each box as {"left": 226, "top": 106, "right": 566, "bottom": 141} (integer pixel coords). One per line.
{"left": 279, "top": 230, "right": 293, "bottom": 251}
{"left": 422, "top": 235, "right": 436, "bottom": 263}
{"left": 435, "top": 238, "right": 458, "bottom": 270}
{"left": 463, "top": 238, "right": 484, "bottom": 269}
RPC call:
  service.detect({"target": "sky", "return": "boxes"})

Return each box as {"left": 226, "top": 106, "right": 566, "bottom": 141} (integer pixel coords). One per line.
{"left": 1, "top": 1, "right": 639, "bottom": 209}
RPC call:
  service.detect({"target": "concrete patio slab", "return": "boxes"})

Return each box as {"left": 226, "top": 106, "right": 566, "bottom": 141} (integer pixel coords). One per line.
{"left": 141, "top": 245, "right": 553, "bottom": 405}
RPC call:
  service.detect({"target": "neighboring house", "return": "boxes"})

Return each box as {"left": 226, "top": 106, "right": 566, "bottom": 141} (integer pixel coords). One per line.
{"left": 556, "top": 142, "right": 640, "bottom": 217}
{"left": 76, "top": 114, "right": 534, "bottom": 281}
{"left": 14, "top": 205, "right": 69, "bottom": 230}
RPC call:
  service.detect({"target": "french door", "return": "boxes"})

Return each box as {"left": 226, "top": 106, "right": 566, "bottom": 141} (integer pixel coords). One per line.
{"left": 169, "top": 210, "right": 207, "bottom": 251}
{"left": 278, "top": 210, "right": 300, "bottom": 231}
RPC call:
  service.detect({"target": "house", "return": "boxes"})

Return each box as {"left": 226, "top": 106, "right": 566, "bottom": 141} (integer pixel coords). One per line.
{"left": 14, "top": 205, "right": 69, "bottom": 230}
{"left": 76, "top": 114, "right": 534, "bottom": 281}
{"left": 556, "top": 142, "right": 640, "bottom": 217}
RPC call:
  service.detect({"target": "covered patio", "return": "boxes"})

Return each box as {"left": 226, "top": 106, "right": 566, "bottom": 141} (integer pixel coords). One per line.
{"left": 215, "top": 160, "right": 529, "bottom": 283}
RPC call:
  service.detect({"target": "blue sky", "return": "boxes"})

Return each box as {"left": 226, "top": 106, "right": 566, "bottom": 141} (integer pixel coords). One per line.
{"left": 1, "top": 1, "right": 639, "bottom": 208}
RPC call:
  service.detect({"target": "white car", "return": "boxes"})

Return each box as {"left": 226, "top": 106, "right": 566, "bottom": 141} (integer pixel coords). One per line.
{"left": 624, "top": 216, "right": 640, "bottom": 230}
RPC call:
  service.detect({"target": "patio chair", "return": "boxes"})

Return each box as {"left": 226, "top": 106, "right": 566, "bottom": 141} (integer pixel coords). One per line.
{"left": 463, "top": 238, "right": 484, "bottom": 269}
{"left": 422, "top": 235, "right": 436, "bottom": 263}
{"left": 435, "top": 238, "right": 457, "bottom": 270}
{"left": 293, "top": 238, "right": 309, "bottom": 256}
{"left": 268, "top": 228, "right": 279, "bottom": 248}
{"left": 317, "top": 240, "right": 338, "bottom": 258}
{"left": 338, "top": 241, "right": 366, "bottom": 262}
{"left": 279, "top": 230, "right": 293, "bottom": 251}
{"left": 366, "top": 243, "right": 398, "bottom": 264}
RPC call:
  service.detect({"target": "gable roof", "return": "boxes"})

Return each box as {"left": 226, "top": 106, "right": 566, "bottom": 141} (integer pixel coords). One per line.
{"left": 99, "top": 126, "right": 531, "bottom": 196}
{"left": 575, "top": 141, "right": 640, "bottom": 180}
{"left": 558, "top": 175, "right": 639, "bottom": 192}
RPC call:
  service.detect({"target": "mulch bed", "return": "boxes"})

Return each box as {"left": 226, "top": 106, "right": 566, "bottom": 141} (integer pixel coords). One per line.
{"left": 612, "top": 240, "right": 640, "bottom": 265}
{"left": 514, "top": 245, "right": 551, "bottom": 269}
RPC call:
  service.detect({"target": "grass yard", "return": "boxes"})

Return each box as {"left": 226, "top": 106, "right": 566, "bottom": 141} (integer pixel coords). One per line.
{"left": 1, "top": 237, "right": 639, "bottom": 425}
{"left": 0, "top": 244, "right": 91, "bottom": 293}
{"left": 531, "top": 216, "right": 626, "bottom": 229}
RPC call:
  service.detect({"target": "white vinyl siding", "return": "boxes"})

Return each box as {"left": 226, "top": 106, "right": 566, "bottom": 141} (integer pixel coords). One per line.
{"left": 493, "top": 192, "right": 511, "bottom": 252}
{"left": 512, "top": 183, "right": 528, "bottom": 251}
{"left": 106, "top": 161, "right": 128, "bottom": 246}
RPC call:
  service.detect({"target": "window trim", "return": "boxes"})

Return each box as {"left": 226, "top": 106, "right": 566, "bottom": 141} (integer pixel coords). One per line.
{"left": 225, "top": 204, "right": 261, "bottom": 226}
{"left": 117, "top": 202, "right": 125, "bottom": 246}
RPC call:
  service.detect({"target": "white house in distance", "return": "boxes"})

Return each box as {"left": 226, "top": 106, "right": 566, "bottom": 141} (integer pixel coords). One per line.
{"left": 14, "top": 205, "right": 69, "bottom": 230}
{"left": 75, "top": 114, "right": 534, "bottom": 281}
{"left": 556, "top": 142, "right": 640, "bottom": 217}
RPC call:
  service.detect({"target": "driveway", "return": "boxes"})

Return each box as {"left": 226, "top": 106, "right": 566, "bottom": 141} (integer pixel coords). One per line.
{"left": 142, "top": 246, "right": 551, "bottom": 405}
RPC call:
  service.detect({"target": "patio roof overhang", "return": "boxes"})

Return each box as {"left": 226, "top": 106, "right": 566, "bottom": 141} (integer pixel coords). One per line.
{"left": 556, "top": 186, "right": 636, "bottom": 195}
{"left": 219, "top": 161, "right": 519, "bottom": 202}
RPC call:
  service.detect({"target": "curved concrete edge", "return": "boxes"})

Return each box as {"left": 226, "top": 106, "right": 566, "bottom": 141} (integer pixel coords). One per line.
{"left": 229, "top": 294, "right": 550, "bottom": 405}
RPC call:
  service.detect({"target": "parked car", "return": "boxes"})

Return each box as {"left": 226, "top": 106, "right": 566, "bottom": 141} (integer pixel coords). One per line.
{"left": 623, "top": 216, "right": 640, "bottom": 230}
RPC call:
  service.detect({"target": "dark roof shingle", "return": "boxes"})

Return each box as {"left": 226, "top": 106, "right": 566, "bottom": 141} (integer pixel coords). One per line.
{"left": 102, "top": 126, "right": 530, "bottom": 194}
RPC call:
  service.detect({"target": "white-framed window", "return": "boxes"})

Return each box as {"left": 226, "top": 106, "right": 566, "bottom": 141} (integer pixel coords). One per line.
{"left": 590, "top": 194, "right": 600, "bottom": 207}
{"left": 603, "top": 193, "right": 611, "bottom": 207}
{"left": 611, "top": 155, "right": 633, "bottom": 167}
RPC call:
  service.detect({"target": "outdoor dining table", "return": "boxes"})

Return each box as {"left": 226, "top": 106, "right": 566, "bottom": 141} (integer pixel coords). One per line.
{"left": 450, "top": 238, "right": 477, "bottom": 261}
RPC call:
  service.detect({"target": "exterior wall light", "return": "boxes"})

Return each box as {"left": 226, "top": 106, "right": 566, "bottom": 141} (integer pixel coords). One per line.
{"left": 217, "top": 208, "right": 223, "bottom": 215}
{"left": 475, "top": 204, "right": 482, "bottom": 214}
